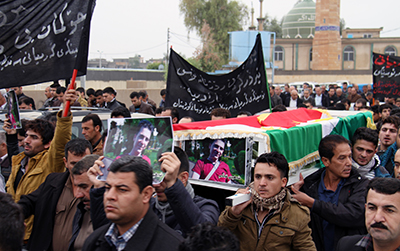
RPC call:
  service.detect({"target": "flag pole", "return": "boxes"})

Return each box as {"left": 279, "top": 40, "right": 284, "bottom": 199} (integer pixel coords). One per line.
{"left": 62, "top": 69, "right": 78, "bottom": 117}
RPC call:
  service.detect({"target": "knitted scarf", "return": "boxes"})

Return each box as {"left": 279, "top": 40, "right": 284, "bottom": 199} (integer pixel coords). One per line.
{"left": 380, "top": 142, "right": 398, "bottom": 174}
{"left": 351, "top": 154, "right": 379, "bottom": 180}
{"left": 249, "top": 182, "right": 287, "bottom": 212}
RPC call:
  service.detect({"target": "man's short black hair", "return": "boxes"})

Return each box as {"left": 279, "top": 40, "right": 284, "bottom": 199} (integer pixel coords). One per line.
{"left": 137, "top": 119, "right": 154, "bottom": 133}
{"left": 19, "top": 96, "right": 35, "bottom": 108}
{"left": 72, "top": 154, "right": 99, "bottom": 175}
{"left": 103, "top": 87, "right": 116, "bottom": 96}
{"left": 164, "top": 107, "right": 180, "bottom": 121}
{"left": 25, "top": 119, "right": 55, "bottom": 146}
{"left": 94, "top": 89, "right": 103, "bottom": 97}
{"left": 130, "top": 91, "right": 140, "bottom": 99}
{"left": 64, "top": 138, "right": 93, "bottom": 160}
{"left": 86, "top": 88, "right": 95, "bottom": 96}
{"left": 138, "top": 91, "right": 146, "bottom": 99}
{"left": 351, "top": 127, "right": 379, "bottom": 148}
{"left": 56, "top": 86, "right": 66, "bottom": 95}
{"left": 50, "top": 82, "right": 61, "bottom": 88}
{"left": 174, "top": 147, "right": 189, "bottom": 173}
{"left": 111, "top": 106, "right": 131, "bottom": 118}
{"left": 355, "top": 98, "right": 367, "bottom": 106}
{"left": 367, "top": 178, "right": 400, "bottom": 197}
{"left": 390, "top": 108, "right": 400, "bottom": 118}
{"left": 379, "top": 103, "right": 392, "bottom": 113}
{"left": 109, "top": 156, "right": 153, "bottom": 192}
{"left": 255, "top": 152, "right": 289, "bottom": 179}
{"left": 333, "top": 102, "right": 346, "bottom": 110}
{"left": 82, "top": 113, "right": 103, "bottom": 132}
{"left": 237, "top": 111, "right": 252, "bottom": 117}
{"left": 179, "top": 222, "right": 239, "bottom": 251}
{"left": 0, "top": 193, "right": 25, "bottom": 251}
{"left": 318, "top": 134, "right": 350, "bottom": 161}
{"left": 271, "top": 104, "right": 287, "bottom": 112}
{"left": 381, "top": 116, "right": 400, "bottom": 130}
{"left": 160, "top": 89, "right": 166, "bottom": 96}
{"left": 210, "top": 108, "right": 231, "bottom": 119}
{"left": 370, "top": 104, "right": 380, "bottom": 114}
{"left": 76, "top": 87, "right": 85, "bottom": 95}
{"left": 155, "top": 107, "right": 163, "bottom": 115}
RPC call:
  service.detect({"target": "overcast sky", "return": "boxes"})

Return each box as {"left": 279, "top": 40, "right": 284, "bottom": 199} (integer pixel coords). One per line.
{"left": 88, "top": 0, "right": 400, "bottom": 61}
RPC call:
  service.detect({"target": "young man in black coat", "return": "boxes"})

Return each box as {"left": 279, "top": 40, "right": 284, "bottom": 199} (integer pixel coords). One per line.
{"left": 291, "top": 134, "right": 369, "bottom": 251}
{"left": 83, "top": 156, "right": 183, "bottom": 251}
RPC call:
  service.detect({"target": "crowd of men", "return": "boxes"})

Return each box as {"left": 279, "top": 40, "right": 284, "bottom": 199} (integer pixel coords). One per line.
{"left": 0, "top": 82, "right": 400, "bottom": 251}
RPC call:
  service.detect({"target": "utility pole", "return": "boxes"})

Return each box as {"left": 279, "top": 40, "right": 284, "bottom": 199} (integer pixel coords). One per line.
{"left": 166, "top": 28, "right": 170, "bottom": 70}
{"left": 97, "top": 50, "right": 103, "bottom": 68}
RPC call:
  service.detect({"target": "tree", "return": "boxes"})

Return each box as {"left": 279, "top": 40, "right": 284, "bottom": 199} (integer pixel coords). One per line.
{"left": 263, "top": 14, "right": 283, "bottom": 38}
{"left": 147, "top": 62, "right": 163, "bottom": 70}
{"left": 179, "top": 0, "right": 248, "bottom": 64}
{"left": 128, "top": 55, "right": 141, "bottom": 68}
{"left": 194, "top": 22, "right": 222, "bottom": 72}
{"left": 340, "top": 18, "right": 346, "bottom": 36}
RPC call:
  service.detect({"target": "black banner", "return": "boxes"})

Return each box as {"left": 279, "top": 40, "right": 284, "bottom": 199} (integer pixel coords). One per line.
{"left": 373, "top": 52, "right": 400, "bottom": 101}
{"left": 0, "top": 0, "right": 95, "bottom": 88}
{"left": 166, "top": 33, "right": 269, "bottom": 121}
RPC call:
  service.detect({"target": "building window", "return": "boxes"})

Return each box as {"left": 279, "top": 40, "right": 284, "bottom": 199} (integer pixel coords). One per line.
{"left": 363, "top": 34, "right": 372, "bottom": 38}
{"left": 274, "top": 46, "right": 284, "bottom": 61}
{"left": 309, "top": 48, "right": 313, "bottom": 61}
{"left": 343, "top": 46, "right": 354, "bottom": 61}
{"left": 385, "top": 46, "right": 396, "bottom": 56}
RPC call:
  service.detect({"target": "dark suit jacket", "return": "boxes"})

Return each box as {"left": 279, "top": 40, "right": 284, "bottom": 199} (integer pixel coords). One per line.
{"left": 83, "top": 208, "right": 183, "bottom": 251}
{"left": 105, "top": 99, "right": 123, "bottom": 110}
{"left": 303, "top": 96, "right": 315, "bottom": 106}
{"left": 284, "top": 96, "right": 304, "bottom": 107}
{"left": 18, "top": 171, "right": 70, "bottom": 251}
{"left": 312, "top": 94, "right": 329, "bottom": 107}
{"left": 129, "top": 102, "right": 155, "bottom": 115}
{"left": 336, "top": 235, "right": 365, "bottom": 251}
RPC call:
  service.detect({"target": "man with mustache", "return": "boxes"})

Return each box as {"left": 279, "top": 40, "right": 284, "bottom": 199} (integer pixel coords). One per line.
{"left": 336, "top": 178, "right": 400, "bottom": 251}
{"left": 291, "top": 135, "right": 369, "bottom": 251}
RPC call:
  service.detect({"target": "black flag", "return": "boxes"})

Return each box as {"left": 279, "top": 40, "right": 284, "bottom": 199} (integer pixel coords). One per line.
{"left": 0, "top": 0, "right": 95, "bottom": 88}
{"left": 373, "top": 52, "right": 400, "bottom": 101}
{"left": 166, "top": 33, "right": 269, "bottom": 121}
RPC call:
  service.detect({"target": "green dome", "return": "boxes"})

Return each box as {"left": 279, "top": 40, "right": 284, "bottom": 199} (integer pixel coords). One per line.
{"left": 282, "top": 0, "right": 316, "bottom": 38}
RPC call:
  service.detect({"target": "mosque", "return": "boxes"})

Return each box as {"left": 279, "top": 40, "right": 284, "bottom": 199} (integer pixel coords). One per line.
{"left": 254, "top": 0, "right": 400, "bottom": 84}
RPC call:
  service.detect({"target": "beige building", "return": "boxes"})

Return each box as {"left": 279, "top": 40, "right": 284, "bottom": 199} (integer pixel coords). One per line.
{"left": 270, "top": 0, "right": 400, "bottom": 84}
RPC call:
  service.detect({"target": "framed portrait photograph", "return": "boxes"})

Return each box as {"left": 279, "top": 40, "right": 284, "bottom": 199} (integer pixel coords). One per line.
{"left": 7, "top": 90, "right": 21, "bottom": 129}
{"left": 182, "top": 137, "right": 254, "bottom": 188}
{"left": 102, "top": 117, "right": 174, "bottom": 184}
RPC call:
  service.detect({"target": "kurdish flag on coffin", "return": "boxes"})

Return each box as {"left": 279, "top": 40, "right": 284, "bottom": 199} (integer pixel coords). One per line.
{"left": 173, "top": 108, "right": 375, "bottom": 171}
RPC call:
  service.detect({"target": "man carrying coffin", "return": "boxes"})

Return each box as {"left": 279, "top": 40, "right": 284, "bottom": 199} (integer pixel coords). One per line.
{"left": 218, "top": 152, "right": 316, "bottom": 251}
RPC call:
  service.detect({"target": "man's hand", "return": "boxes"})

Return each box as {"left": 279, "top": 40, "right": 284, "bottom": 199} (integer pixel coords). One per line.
{"left": 159, "top": 152, "right": 180, "bottom": 188}
{"left": 64, "top": 89, "right": 78, "bottom": 104}
{"left": 290, "top": 173, "right": 304, "bottom": 192}
{"left": 231, "top": 187, "right": 252, "bottom": 216}
{"left": 87, "top": 156, "right": 106, "bottom": 188}
{"left": 2, "top": 117, "right": 16, "bottom": 135}
{"left": 291, "top": 185, "right": 315, "bottom": 208}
